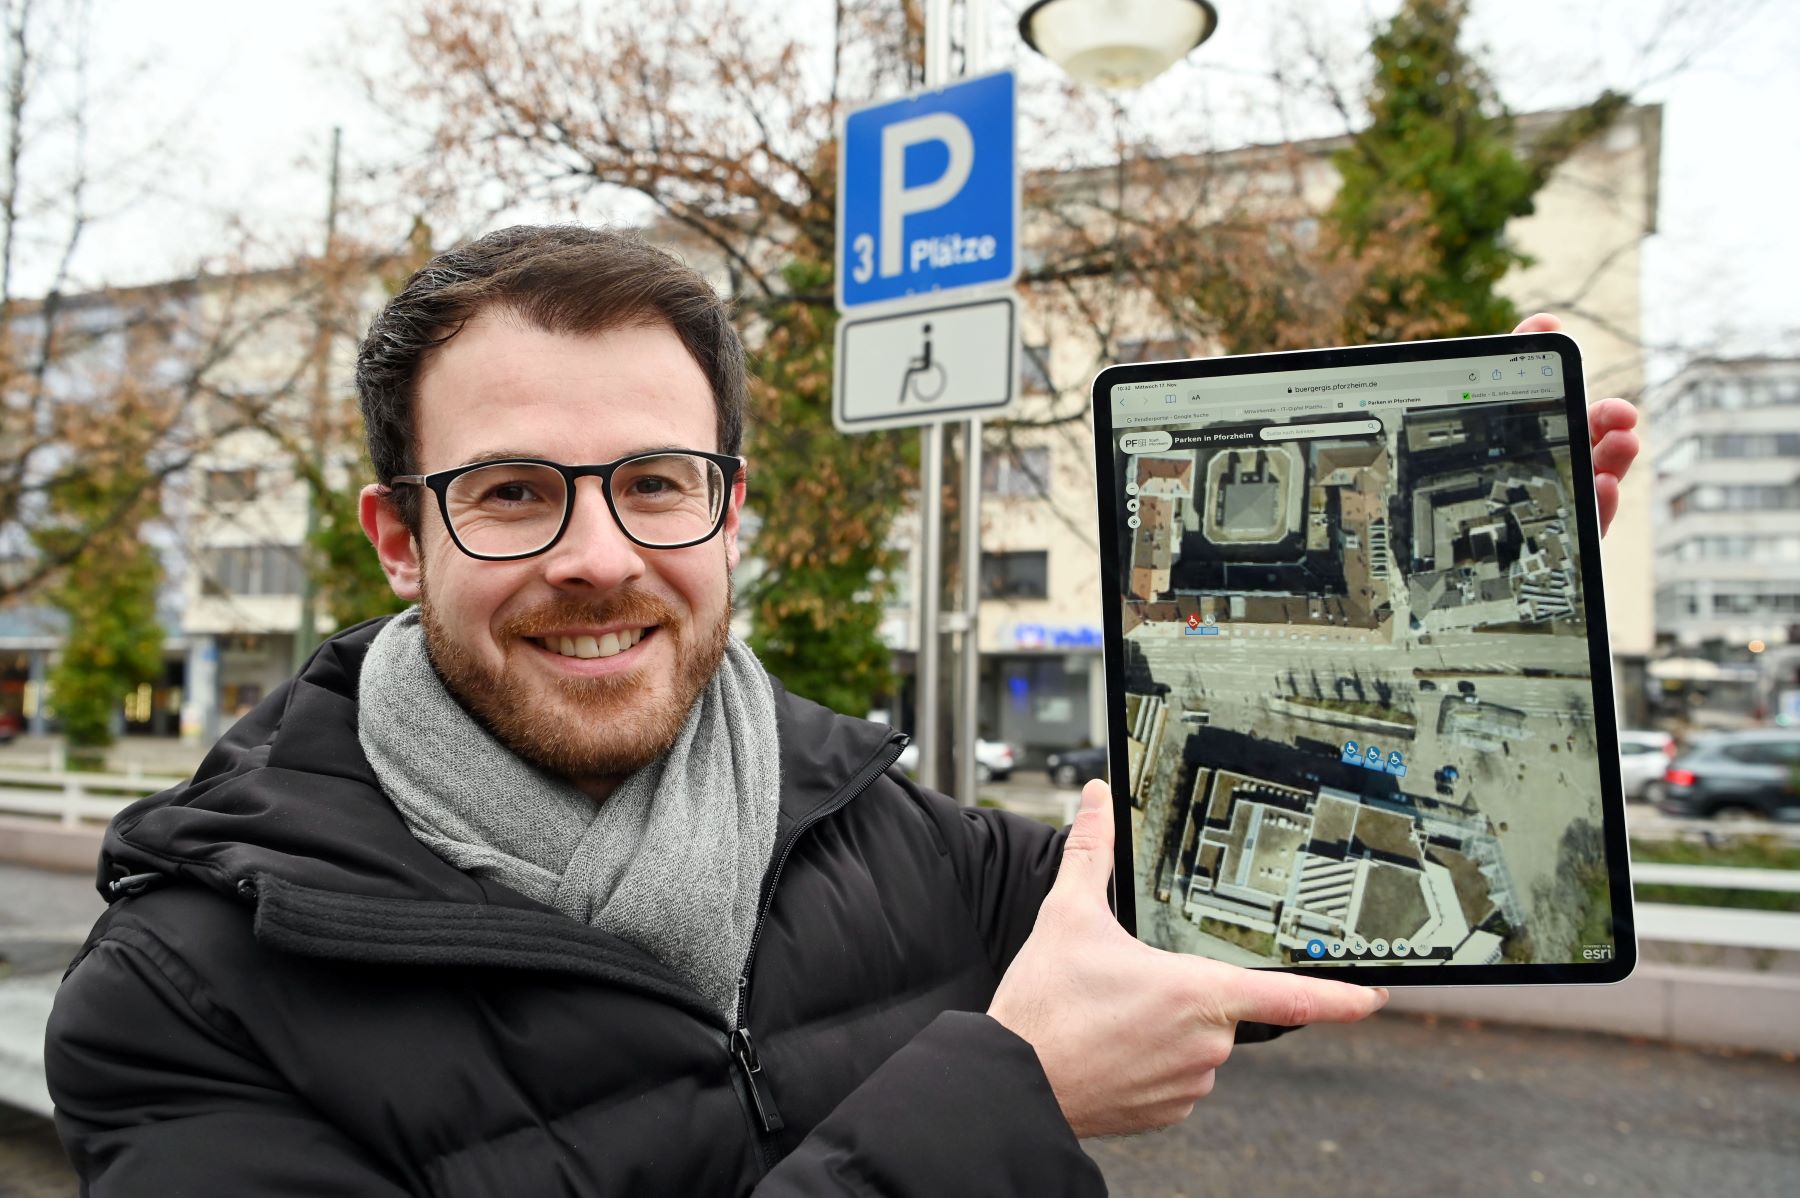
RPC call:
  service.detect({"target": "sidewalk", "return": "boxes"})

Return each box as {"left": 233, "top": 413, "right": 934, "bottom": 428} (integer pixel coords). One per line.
{"left": 0, "top": 736, "right": 204, "bottom": 781}
{"left": 0, "top": 864, "right": 106, "bottom": 1119}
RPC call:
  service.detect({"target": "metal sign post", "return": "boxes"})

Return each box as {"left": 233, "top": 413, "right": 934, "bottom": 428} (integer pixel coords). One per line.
{"left": 835, "top": 0, "right": 1012, "bottom": 802}
{"left": 957, "top": 415, "right": 983, "bottom": 807}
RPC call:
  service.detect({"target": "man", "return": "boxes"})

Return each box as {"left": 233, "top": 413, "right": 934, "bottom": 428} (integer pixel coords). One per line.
{"left": 45, "top": 227, "right": 1640, "bottom": 1194}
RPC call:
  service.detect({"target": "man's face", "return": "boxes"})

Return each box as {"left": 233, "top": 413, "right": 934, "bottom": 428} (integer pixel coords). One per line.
{"left": 360, "top": 314, "right": 743, "bottom": 788}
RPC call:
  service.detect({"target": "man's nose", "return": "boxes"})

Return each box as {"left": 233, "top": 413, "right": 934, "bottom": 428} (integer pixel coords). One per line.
{"left": 538, "top": 477, "right": 646, "bottom": 591}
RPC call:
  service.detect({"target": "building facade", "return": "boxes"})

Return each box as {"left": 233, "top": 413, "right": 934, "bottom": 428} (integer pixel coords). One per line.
{"left": 0, "top": 266, "right": 376, "bottom": 747}
{"left": 882, "top": 104, "right": 1663, "bottom": 764}
{"left": 1649, "top": 357, "right": 1800, "bottom": 650}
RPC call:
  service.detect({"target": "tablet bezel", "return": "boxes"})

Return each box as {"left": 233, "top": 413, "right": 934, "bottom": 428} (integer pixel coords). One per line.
{"left": 1092, "top": 331, "right": 1637, "bottom": 986}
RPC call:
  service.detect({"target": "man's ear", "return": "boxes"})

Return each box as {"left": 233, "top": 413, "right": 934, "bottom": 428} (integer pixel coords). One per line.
{"left": 359, "top": 484, "right": 423, "bottom": 600}
{"left": 722, "top": 464, "right": 749, "bottom": 572}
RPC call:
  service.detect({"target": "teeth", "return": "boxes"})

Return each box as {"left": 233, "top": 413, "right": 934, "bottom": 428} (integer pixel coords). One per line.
{"left": 543, "top": 629, "right": 648, "bottom": 659}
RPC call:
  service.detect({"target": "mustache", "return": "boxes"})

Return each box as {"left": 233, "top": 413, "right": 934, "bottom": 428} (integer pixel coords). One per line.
{"left": 498, "top": 589, "right": 682, "bottom": 639}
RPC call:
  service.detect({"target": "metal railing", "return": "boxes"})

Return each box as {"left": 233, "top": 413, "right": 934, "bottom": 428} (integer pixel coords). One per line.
{"left": 0, "top": 768, "right": 180, "bottom": 827}
{"left": 1631, "top": 862, "right": 1800, "bottom": 953}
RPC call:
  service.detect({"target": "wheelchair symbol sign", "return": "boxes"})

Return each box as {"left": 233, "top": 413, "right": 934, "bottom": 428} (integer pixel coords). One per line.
{"left": 900, "top": 323, "right": 949, "bottom": 405}
{"left": 834, "top": 294, "right": 1018, "bottom": 433}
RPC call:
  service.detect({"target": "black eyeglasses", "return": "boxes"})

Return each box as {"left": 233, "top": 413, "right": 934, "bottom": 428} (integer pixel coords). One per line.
{"left": 389, "top": 450, "right": 743, "bottom": 561}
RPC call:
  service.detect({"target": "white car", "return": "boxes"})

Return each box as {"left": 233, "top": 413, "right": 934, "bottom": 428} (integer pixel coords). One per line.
{"left": 1617, "top": 729, "right": 1675, "bottom": 800}
{"left": 893, "top": 739, "right": 1015, "bottom": 784}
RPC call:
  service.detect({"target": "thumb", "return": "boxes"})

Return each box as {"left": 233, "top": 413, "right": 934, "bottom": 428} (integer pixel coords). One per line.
{"left": 1051, "top": 779, "right": 1117, "bottom": 904}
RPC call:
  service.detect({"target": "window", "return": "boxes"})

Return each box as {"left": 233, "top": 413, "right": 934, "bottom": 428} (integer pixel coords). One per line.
{"left": 1116, "top": 336, "right": 1189, "bottom": 364}
{"left": 980, "top": 551, "right": 1049, "bottom": 600}
{"left": 1687, "top": 484, "right": 1800, "bottom": 512}
{"left": 205, "top": 469, "right": 258, "bottom": 503}
{"left": 1712, "top": 589, "right": 1800, "bottom": 616}
{"left": 1704, "top": 432, "right": 1800, "bottom": 459}
{"left": 1020, "top": 343, "right": 1053, "bottom": 393}
{"left": 1672, "top": 535, "right": 1800, "bottom": 562}
{"left": 200, "top": 545, "right": 305, "bottom": 596}
{"left": 982, "top": 447, "right": 1051, "bottom": 498}
{"left": 1720, "top": 740, "right": 1800, "bottom": 766}
{"left": 203, "top": 394, "right": 244, "bottom": 436}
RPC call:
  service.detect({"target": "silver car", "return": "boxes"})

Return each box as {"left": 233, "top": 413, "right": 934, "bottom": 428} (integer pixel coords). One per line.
{"left": 893, "top": 738, "right": 1016, "bottom": 784}
{"left": 1616, "top": 729, "right": 1674, "bottom": 800}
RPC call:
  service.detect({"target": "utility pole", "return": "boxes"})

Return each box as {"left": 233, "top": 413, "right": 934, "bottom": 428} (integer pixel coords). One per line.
{"left": 913, "top": 0, "right": 951, "bottom": 794}
{"left": 293, "top": 126, "right": 341, "bottom": 671}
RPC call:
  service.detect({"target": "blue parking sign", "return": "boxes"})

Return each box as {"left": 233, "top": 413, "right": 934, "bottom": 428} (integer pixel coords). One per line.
{"left": 836, "top": 71, "right": 1018, "bottom": 311}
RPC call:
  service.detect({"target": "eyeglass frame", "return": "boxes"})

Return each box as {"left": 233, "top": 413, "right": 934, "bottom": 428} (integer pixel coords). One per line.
{"left": 386, "top": 450, "right": 745, "bottom": 562}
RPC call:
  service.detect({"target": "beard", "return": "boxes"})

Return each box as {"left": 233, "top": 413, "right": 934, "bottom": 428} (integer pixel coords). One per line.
{"left": 419, "top": 573, "right": 731, "bottom": 784}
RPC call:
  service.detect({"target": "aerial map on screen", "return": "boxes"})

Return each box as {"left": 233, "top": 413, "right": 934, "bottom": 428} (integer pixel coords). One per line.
{"left": 1108, "top": 350, "right": 1619, "bottom": 969}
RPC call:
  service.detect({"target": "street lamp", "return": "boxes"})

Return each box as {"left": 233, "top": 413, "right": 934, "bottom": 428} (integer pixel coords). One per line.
{"left": 1017, "top": 0, "right": 1218, "bottom": 89}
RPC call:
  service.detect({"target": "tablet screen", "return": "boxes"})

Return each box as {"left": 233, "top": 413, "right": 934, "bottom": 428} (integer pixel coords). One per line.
{"left": 1097, "top": 335, "right": 1632, "bottom": 980}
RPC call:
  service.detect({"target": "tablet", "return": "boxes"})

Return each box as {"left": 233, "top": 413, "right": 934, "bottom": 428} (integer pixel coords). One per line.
{"left": 1092, "top": 332, "right": 1635, "bottom": 985}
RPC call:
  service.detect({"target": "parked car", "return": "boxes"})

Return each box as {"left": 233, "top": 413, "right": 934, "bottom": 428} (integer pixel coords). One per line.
{"left": 893, "top": 738, "right": 1015, "bottom": 783}
{"left": 1616, "top": 729, "right": 1675, "bottom": 800}
{"left": 1654, "top": 730, "right": 1800, "bottom": 821}
{"left": 1044, "top": 745, "right": 1108, "bottom": 788}
{"left": 0, "top": 711, "right": 20, "bottom": 744}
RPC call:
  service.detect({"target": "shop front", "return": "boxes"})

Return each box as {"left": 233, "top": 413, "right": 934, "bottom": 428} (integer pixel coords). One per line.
{"left": 981, "top": 622, "right": 1107, "bottom": 770}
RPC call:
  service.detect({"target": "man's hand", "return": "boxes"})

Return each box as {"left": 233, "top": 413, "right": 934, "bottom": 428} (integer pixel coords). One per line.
{"left": 988, "top": 781, "right": 1387, "bottom": 1139}
{"left": 1510, "top": 313, "right": 1639, "bottom": 536}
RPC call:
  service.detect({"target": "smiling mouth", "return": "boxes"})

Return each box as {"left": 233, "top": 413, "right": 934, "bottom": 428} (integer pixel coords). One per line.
{"left": 527, "top": 627, "right": 654, "bottom": 660}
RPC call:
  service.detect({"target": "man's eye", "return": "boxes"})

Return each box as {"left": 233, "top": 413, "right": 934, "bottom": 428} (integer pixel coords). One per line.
{"left": 485, "top": 481, "right": 542, "bottom": 503}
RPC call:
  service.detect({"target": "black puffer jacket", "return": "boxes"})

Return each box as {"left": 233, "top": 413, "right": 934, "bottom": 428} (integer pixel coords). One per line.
{"left": 45, "top": 620, "right": 1107, "bottom": 1195}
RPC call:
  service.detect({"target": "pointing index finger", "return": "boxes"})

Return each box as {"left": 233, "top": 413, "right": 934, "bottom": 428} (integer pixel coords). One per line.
{"left": 1218, "top": 968, "right": 1389, "bottom": 1028}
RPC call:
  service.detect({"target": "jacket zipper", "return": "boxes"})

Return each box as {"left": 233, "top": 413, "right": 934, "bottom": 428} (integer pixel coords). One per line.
{"left": 729, "top": 734, "right": 907, "bottom": 1137}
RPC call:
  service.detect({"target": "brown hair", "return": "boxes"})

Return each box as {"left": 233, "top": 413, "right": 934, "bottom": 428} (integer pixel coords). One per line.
{"left": 356, "top": 225, "right": 747, "bottom": 530}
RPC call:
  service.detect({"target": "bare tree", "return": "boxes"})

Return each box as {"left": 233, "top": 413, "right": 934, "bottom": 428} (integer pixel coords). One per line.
{"left": 0, "top": 0, "right": 373, "bottom": 610}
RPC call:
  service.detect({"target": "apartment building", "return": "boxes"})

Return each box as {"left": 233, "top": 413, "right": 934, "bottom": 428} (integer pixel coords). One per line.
{"left": 0, "top": 265, "right": 374, "bottom": 744}
{"left": 882, "top": 104, "right": 1664, "bottom": 761}
{"left": 1648, "top": 357, "right": 1800, "bottom": 650}
{"left": 0, "top": 283, "right": 201, "bottom": 739}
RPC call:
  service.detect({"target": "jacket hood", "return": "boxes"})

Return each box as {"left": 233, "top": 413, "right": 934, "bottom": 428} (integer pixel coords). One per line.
{"left": 97, "top": 617, "right": 905, "bottom": 910}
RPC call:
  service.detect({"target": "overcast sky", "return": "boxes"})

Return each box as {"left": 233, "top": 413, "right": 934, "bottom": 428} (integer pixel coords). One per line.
{"left": 26, "top": 0, "right": 1799, "bottom": 384}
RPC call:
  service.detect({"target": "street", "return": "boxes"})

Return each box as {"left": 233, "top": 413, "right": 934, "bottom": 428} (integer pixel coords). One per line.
{"left": 1, "top": 1006, "right": 1794, "bottom": 1196}
{"left": 1085, "top": 1012, "right": 1799, "bottom": 1198}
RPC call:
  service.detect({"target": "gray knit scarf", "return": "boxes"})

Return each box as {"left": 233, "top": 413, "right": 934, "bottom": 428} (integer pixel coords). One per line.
{"left": 357, "top": 608, "right": 782, "bottom": 1024}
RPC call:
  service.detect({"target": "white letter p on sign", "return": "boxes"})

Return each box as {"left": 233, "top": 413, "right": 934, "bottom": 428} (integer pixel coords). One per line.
{"left": 879, "top": 113, "right": 974, "bottom": 278}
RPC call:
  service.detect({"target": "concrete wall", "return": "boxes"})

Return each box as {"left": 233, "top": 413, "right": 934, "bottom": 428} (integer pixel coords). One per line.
{"left": 1386, "top": 961, "right": 1799, "bottom": 1056}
